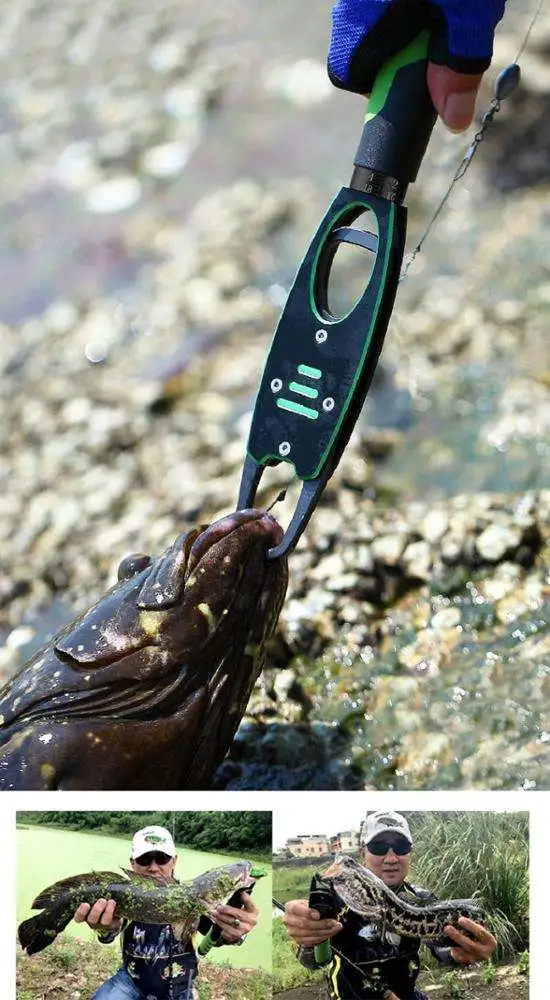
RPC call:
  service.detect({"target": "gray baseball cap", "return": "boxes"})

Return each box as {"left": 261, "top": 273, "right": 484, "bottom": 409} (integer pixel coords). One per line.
{"left": 360, "top": 811, "right": 412, "bottom": 847}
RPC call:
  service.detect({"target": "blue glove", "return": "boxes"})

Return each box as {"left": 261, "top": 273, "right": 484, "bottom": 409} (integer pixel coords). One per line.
{"left": 329, "top": 0, "right": 506, "bottom": 94}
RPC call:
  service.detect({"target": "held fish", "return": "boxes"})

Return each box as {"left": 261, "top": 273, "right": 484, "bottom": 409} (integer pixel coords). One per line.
{"left": 0, "top": 510, "right": 288, "bottom": 790}
{"left": 319, "top": 855, "right": 485, "bottom": 944}
{"left": 18, "top": 860, "right": 259, "bottom": 955}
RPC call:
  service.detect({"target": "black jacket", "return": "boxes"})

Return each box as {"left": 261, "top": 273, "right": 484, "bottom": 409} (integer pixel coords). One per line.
{"left": 99, "top": 914, "right": 214, "bottom": 998}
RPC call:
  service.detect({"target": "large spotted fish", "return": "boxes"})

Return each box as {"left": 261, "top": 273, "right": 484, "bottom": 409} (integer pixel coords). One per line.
{"left": 319, "top": 855, "right": 485, "bottom": 944}
{"left": 0, "top": 510, "right": 287, "bottom": 789}
{"left": 18, "top": 860, "right": 261, "bottom": 955}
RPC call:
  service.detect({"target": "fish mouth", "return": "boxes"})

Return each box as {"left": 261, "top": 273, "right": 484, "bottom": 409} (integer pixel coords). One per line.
{"left": 185, "top": 509, "right": 284, "bottom": 579}
{"left": 322, "top": 860, "right": 344, "bottom": 878}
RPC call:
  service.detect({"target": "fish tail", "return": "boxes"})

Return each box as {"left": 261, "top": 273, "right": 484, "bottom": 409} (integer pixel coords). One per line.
{"left": 18, "top": 905, "right": 72, "bottom": 955}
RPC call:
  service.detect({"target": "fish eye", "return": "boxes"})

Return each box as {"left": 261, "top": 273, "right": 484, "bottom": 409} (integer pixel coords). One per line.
{"left": 117, "top": 553, "right": 152, "bottom": 581}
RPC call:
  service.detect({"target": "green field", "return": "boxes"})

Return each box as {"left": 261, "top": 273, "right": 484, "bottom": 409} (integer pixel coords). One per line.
{"left": 17, "top": 825, "right": 272, "bottom": 971}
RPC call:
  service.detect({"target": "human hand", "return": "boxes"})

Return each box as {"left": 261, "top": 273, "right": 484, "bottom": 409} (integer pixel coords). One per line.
{"left": 444, "top": 917, "right": 497, "bottom": 964}
{"left": 74, "top": 899, "right": 123, "bottom": 935}
{"left": 283, "top": 899, "right": 343, "bottom": 947}
{"left": 328, "top": 0, "right": 506, "bottom": 131}
{"left": 210, "top": 892, "right": 259, "bottom": 944}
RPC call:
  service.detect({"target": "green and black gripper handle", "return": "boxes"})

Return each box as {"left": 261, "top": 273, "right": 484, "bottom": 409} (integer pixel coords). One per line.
{"left": 197, "top": 867, "right": 265, "bottom": 956}
{"left": 309, "top": 872, "right": 339, "bottom": 967}
{"left": 237, "top": 33, "right": 437, "bottom": 558}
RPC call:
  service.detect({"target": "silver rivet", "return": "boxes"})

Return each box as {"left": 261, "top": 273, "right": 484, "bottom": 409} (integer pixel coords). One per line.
{"left": 279, "top": 441, "right": 291, "bottom": 456}
{"left": 322, "top": 397, "right": 335, "bottom": 412}
{"left": 270, "top": 378, "right": 282, "bottom": 392}
{"left": 315, "top": 329, "right": 328, "bottom": 343}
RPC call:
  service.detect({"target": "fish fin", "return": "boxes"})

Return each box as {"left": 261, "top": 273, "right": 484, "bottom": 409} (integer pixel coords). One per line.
{"left": 32, "top": 871, "right": 122, "bottom": 908}
{"left": 18, "top": 909, "right": 71, "bottom": 955}
{"left": 119, "top": 868, "right": 161, "bottom": 887}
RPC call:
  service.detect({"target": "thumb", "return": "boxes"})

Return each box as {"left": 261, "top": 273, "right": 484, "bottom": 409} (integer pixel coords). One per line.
{"left": 427, "top": 64, "right": 484, "bottom": 132}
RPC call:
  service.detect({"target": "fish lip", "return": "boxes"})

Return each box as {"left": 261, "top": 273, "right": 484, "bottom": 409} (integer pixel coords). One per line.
{"left": 186, "top": 509, "right": 284, "bottom": 577}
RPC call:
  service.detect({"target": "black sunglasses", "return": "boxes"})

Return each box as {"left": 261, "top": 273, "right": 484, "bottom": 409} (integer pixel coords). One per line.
{"left": 367, "top": 839, "right": 411, "bottom": 856}
{"left": 134, "top": 852, "right": 172, "bottom": 866}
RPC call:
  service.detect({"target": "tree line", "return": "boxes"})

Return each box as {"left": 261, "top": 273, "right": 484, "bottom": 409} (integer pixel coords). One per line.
{"left": 18, "top": 811, "right": 272, "bottom": 853}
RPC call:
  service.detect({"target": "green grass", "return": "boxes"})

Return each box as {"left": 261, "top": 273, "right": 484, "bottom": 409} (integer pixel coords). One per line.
{"left": 482, "top": 961, "right": 496, "bottom": 985}
{"left": 272, "top": 917, "right": 324, "bottom": 993}
{"left": 47, "top": 938, "right": 82, "bottom": 972}
{"left": 441, "top": 969, "right": 464, "bottom": 998}
{"left": 273, "top": 865, "right": 318, "bottom": 904}
{"left": 17, "top": 938, "right": 271, "bottom": 1000}
{"left": 408, "top": 812, "right": 529, "bottom": 961}
{"left": 517, "top": 950, "right": 529, "bottom": 975}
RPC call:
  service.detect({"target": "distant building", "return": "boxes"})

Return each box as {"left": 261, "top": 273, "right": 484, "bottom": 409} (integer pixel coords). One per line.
{"left": 343, "top": 830, "right": 360, "bottom": 852}
{"left": 286, "top": 828, "right": 361, "bottom": 858}
{"left": 286, "top": 835, "right": 331, "bottom": 857}
{"left": 332, "top": 830, "right": 360, "bottom": 853}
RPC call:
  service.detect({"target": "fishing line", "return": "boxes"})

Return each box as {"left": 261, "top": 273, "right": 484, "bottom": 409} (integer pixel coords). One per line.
{"left": 400, "top": 0, "right": 547, "bottom": 281}
{"left": 266, "top": 489, "right": 287, "bottom": 512}
{"left": 514, "top": 0, "right": 546, "bottom": 61}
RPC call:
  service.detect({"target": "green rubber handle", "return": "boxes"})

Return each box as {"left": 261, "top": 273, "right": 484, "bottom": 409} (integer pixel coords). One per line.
{"left": 197, "top": 927, "right": 216, "bottom": 956}
{"left": 314, "top": 939, "right": 333, "bottom": 965}
{"left": 353, "top": 31, "right": 437, "bottom": 189}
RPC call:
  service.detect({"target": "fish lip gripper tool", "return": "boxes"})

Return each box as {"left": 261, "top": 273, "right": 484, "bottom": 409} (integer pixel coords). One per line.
{"left": 238, "top": 32, "right": 437, "bottom": 559}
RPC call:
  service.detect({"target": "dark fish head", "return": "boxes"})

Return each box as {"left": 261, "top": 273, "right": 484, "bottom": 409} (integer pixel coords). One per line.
{"left": 53, "top": 508, "right": 287, "bottom": 669}
{"left": 191, "top": 860, "right": 255, "bottom": 904}
{"left": 155, "top": 508, "right": 288, "bottom": 664}
{"left": 320, "top": 855, "right": 387, "bottom": 917}
{"left": 0, "top": 509, "right": 288, "bottom": 788}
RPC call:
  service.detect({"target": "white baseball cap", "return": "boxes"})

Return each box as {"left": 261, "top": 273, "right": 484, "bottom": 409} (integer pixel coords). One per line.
{"left": 360, "top": 811, "right": 412, "bottom": 847}
{"left": 131, "top": 826, "right": 177, "bottom": 860}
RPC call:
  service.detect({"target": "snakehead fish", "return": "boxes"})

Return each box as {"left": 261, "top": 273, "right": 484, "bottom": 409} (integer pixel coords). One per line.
{"left": 0, "top": 510, "right": 287, "bottom": 790}
{"left": 19, "top": 860, "right": 261, "bottom": 956}
{"left": 319, "top": 855, "right": 484, "bottom": 944}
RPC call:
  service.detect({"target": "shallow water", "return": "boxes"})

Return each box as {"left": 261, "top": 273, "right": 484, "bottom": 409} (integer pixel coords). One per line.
{"left": 380, "top": 362, "right": 550, "bottom": 500}
{"left": 307, "top": 601, "right": 550, "bottom": 790}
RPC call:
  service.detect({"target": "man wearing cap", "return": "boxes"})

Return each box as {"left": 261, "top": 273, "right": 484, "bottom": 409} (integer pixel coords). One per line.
{"left": 283, "top": 811, "right": 496, "bottom": 1000}
{"left": 73, "top": 825, "right": 259, "bottom": 1000}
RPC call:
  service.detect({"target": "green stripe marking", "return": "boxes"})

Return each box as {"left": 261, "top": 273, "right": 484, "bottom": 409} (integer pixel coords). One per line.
{"left": 277, "top": 398, "right": 318, "bottom": 420}
{"left": 297, "top": 364, "right": 322, "bottom": 379}
{"left": 289, "top": 381, "right": 318, "bottom": 399}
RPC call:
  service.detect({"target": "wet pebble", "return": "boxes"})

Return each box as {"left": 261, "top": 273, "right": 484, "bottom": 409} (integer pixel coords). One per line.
{"left": 84, "top": 175, "right": 142, "bottom": 213}
{"left": 476, "top": 523, "right": 523, "bottom": 562}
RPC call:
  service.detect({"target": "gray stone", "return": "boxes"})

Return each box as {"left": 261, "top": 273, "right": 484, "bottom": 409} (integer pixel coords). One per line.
{"left": 421, "top": 509, "right": 449, "bottom": 544}
{"left": 84, "top": 175, "right": 142, "bottom": 213}
{"left": 371, "top": 533, "right": 407, "bottom": 566}
{"left": 476, "top": 523, "right": 523, "bottom": 562}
